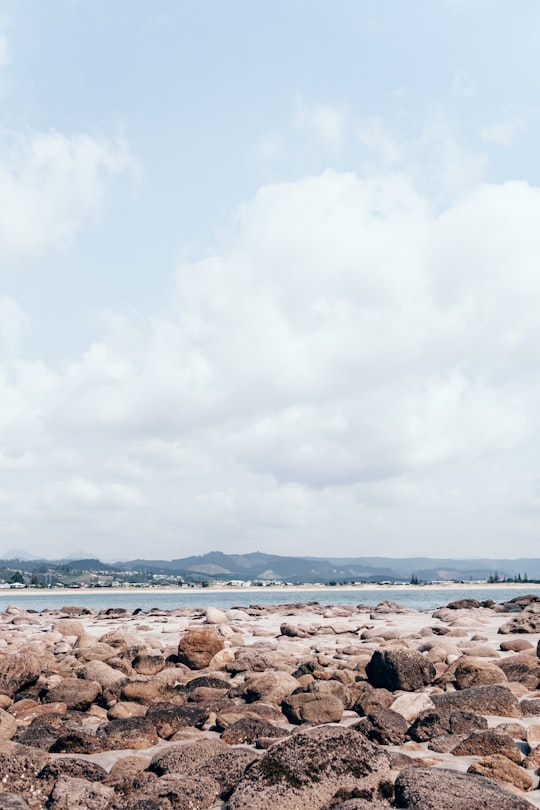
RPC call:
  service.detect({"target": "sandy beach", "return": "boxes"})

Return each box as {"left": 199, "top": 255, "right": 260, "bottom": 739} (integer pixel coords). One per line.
{"left": 0, "top": 592, "right": 539, "bottom": 808}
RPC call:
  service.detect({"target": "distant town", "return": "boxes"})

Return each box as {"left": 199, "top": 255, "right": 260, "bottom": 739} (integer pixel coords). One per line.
{"left": 1, "top": 550, "right": 539, "bottom": 590}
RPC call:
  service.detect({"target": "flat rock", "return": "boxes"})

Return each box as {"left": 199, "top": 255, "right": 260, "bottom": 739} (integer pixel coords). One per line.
{"left": 431, "top": 685, "right": 522, "bottom": 717}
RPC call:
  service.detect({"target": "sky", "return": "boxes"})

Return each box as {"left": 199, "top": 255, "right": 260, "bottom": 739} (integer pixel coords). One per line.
{"left": 1, "top": 1, "right": 540, "bottom": 561}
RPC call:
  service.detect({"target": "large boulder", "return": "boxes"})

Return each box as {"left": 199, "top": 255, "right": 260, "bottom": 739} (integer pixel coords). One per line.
{"left": 177, "top": 628, "right": 224, "bottom": 670}
{"left": 394, "top": 766, "right": 533, "bottom": 809}
{"left": 228, "top": 725, "right": 393, "bottom": 810}
{"left": 366, "top": 649, "right": 435, "bottom": 691}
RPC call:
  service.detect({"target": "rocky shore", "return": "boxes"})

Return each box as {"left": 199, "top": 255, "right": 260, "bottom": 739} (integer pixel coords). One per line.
{"left": 0, "top": 594, "right": 540, "bottom": 808}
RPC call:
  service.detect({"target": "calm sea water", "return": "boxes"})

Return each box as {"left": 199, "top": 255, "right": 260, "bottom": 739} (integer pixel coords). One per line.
{"left": 1, "top": 585, "right": 540, "bottom": 613}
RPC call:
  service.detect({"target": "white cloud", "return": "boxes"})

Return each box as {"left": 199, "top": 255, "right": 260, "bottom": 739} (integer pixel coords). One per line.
{"left": 294, "top": 102, "right": 347, "bottom": 150}
{"left": 0, "top": 131, "right": 136, "bottom": 266}
{"left": 2, "top": 167, "right": 540, "bottom": 556}
{"left": 480, "top": 107, "right": 535, "bottom": 146}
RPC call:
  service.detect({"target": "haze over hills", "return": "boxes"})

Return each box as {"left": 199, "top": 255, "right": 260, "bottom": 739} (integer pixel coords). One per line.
{"left": 1, "top": 550, "right": 540, "bottom": 584}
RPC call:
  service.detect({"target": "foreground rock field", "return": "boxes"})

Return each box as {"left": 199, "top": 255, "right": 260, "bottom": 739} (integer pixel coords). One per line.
{"left": 0, "top": 594, "right": 540, "bottom": 808}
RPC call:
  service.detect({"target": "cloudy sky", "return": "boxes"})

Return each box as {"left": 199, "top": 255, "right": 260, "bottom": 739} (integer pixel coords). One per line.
{"left": 1, "top": 1, "right": 540, "bottom": 561}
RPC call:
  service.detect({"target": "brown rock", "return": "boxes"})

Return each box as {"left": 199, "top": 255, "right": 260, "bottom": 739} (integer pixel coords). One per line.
{"left": 221, "top": 717, "right": 289, "bottom": 746}
{"left": 146, "top": 703, "right": 209, "bottom": 739}
{"left": 47, "top": 776, "right": 115, "bottom": 809}
{"left": 0, "top": 707, "right": 17, "bottom": 740}
{"left": 500, "top": 639, "right": 534, "bottom": 652}
{"left": 453, "top": 656, "right": 507, "bottom": 689}
{"left": 354, "top": 707, "right": 409, "bottom": 746}
{"left": 0, "top": 653, "right": 41, "bottom": 697}
{"left": 282, "top": 692, "right": 344, "bottom": 725}
{"left": 408, "top": 707, "right": 487, "bottom": 742}
{"left": 0, "top": 794, "right": 32, "bottom": 810}
{"left": 394, "top": 766, "right": 533, "bottom": 809}
{"left": 96, "top": 716, "right": 158, "bottom": 749}
{"left": 45, "top": 677, "right": 101, "bottom": 711}
{"left": 235, "top": 671, "right": 298, "bottom": 705}
{"left": 432, "top": 685, "right": 522, "bottom": 717}
{"left": 467, "top": 754, "right": 533, "bottom": 792}
{"left": 451, "top": 729, "right": 522, "bottom": 764}
{"left": 498, "top": 652, "right": 540, "bottom": 689}
{"left": 107, "top": 701, "right": 148, "bottom": 720}
{"left": 132, "top": 654, "right": 166, "bottom": 675}
{"left": 177, "top": 628, "right": 224, "bottom": 670}
{"left": 352, "top": 682, "right": 394, "bottom": 716}
{"left": 227, "top": 725, "right": 393, "bottom": 810}
{"left": 102, "top": 754, "right": 151, "bottom": 785}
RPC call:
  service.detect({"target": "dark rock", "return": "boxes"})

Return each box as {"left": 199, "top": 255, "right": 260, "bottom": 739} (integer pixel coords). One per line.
{"left": 221, "top": 717, "right": 289, "bottom": 746}
{"left": 146, "top": 703, "right": 209, "bottom": 738}
{"left": 431, "top": 685, "right": 521, "bottom": 717}
{"left": 49, "top": 730, "right": 108, "bottom": 754}
{"left": 132, "top": 655, "right": 166, "bottom": 676}
{"left": 227, "top": 725, "right": 393, "bottom": 810}
{"left": 394, "top": 766, "right": 533, "bottom": 809}
{"left": 0, "top": 741, "right": 50, "bottom": 808}
{"left": 408, "top": 708, "right": 487, "bottom": 742}
{"left": 39, "top": 758, "right": 107, "bottom": 782}
{"left": 96, "top": 716, "right": 158, "bottom": 749}
{"left": 184, "top": 674, "right": 230, "bottom": 691}
{"left": 521, "top": 698, "right": 540, "bottom": 716}
{"left": 354, "top": 708, "right": 409, "bottom": 746}
{"left": 366, "top": 649, "right": 435, "bottom": 692}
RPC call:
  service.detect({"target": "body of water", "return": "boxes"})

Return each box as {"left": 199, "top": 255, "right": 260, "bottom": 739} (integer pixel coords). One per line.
{"left": 1, "top": 585, "right": 539, "bottom": 613}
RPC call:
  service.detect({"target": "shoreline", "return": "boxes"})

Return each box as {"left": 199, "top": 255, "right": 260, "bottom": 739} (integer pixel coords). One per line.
{"left": 2, "top": 581, "right": 540, "bottom": 598}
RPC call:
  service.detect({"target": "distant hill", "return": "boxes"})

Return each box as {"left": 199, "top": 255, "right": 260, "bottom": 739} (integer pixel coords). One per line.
{"left": 1, "top": 551, "right": 539, "bottom": 584}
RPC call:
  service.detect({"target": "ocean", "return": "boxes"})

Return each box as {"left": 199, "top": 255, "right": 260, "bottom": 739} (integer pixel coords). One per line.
{"left": 1, "top": 585, "right": 539, "bottom": 613}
